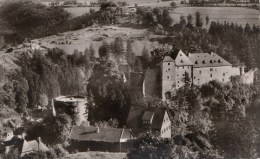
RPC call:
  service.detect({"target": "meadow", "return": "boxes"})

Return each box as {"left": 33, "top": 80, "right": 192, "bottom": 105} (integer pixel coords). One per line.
{"left": 171, "top": 7, "right": 260, "bottom": 27}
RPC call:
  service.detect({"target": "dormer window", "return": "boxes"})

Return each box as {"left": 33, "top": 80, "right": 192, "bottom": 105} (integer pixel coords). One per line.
{"left": 142, "top": 111, "right": 154, "bottom": 125}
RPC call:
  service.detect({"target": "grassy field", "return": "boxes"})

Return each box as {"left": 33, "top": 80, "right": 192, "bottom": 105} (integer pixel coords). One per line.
{"left": 171, "top": 7, "right": 260, "bottom": 27}
{"left": 64, "top": 151, "right": 127, "bottom": 159}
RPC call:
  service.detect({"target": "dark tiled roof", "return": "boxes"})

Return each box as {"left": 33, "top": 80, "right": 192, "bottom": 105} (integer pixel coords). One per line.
{"left": 70, "top": 126, "right": 133, "bottom": 143}
{"left": 142, "top": 111, "right": 154, "bottom": 121}
{"left": 163, "top": 49, "right": 194, "bottom": 66}
{"left": 189, "top": 52, "right": 232, "bottom": 68}
{"left": 126, "top": 106, "right": 166, "bottom": 130}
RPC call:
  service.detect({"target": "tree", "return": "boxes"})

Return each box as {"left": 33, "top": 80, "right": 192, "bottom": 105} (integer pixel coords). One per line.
{"left": 88, "top": 59, "right": 131, "bottom": 124}
{"left": 126, "top": 40, "right": 135, "bottom": 69}
{"left": 206, "top": 15, "right": 210, "bottom": 26}
{"left": 182, "top": 71, "right": 191, "bottom": 88}
{"left": 187, "top": 14, "right": 193, "bottom": 29}
{"left": 171, "top": 1, "right": 177, "bottom": 8}
{"left": 128, "top": 132, "right": 174, "bottom": 159}
{"left": 111, "top": 37, "right": 125, "bottom": 58}
{"left": 195, "top": 11, "right": 203, "bottom": 28}
{"left": 142, "top": 46, "right": 149, "bottom": 60}
{"left": 98, "top": 41, "right": 110, "bottom": 59}
{"left": 179, "top": 15, "right": 187, "bottom": 28}
{"left": 38, "top": 93, "right": 48, "bottom": 108}
{"left": 89, "top": 44, "right": 96, "bottom": 62}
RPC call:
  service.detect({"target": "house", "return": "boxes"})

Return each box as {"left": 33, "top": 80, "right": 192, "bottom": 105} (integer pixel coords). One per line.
{"left": 69, "top": 126, "right": 134, "bottom": 152}
{"left": 0, "top": 126, "right": 13, "bottom": 141}
{"left": 126, "top": 106, "right": 171, "bottom": 138}
{"left": 188, "top": 52, "right": 244, "bottom": 85}
{"left": 3, "top": 137, "right": 49, "bottom": 157}
{"left": 54, "top": 96, "right": 88, "bottom": 125}
{"left": 7, "top": 118, "right": 23, "bottom": 130}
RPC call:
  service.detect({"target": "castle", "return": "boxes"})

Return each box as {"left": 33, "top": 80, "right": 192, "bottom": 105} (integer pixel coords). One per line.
{"left": 143, "top": 49, "right": 246, "bottom": 100}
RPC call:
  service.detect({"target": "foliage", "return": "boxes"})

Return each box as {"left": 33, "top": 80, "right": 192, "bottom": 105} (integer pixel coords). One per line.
{"left": 87, "top": 59, "right": 131, "bottom": 125}
{"left": 27, "top": 114, "right": 72, "bottom": 145}
{"left": 98, "top": 41, "right": 110, "bottom": 59}
{"left": 195, "top": 11, "right": 203, "bottom": 28}
{"left": 0, "top": 0, "right": 69, "bottom": 42}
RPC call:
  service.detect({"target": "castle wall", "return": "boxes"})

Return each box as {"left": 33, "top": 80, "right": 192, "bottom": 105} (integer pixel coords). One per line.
{"left": 162, "top": 61, "right": 176, "bottom": 100}
{"left": 193, "top": 66, "right": 241, "bottom": 85}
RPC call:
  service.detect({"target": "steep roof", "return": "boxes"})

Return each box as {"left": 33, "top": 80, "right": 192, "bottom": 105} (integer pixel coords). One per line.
{"left": 126, "top": 106, "right": 167, "bottom": 130}
{"left": 27, "top": 140, "right": 49, "bottom": 152}
{"left": 188, "top": 52, "right": 232, "bottom": 68}
{"left": 163, "top": 49, "right": 194, "bottom": 66}
{"left": 70, "top": 126, "right": 133, "bottom": 143}
{"left": 0, "top": 126, "right": 13, "bottom": 134}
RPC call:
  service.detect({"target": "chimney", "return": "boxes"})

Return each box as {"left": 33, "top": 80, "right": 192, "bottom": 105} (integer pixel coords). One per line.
{"left": 96, "top": 127, "right": 100, "bottom": 133}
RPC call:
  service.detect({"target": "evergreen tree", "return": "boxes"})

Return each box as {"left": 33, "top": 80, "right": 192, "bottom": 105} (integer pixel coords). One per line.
{"left": 179, "top": 15, "right": 187, "bottom": 28}
{"left": 206, "top": 15, "right": 210, "bottom": 26}
{"left": 111, "top": 37, "right": 124, "bottom": 58}
{"left": 126, "top": 40, "right": 135, "bottom": 69}
{"left": 98, "top": 41, "right": 110, "bottom": 59}
{"left": 89, "top": 43, "right": 96, "bottom": 62}
{"left": 187, "top": 14, "right": 193, "bottom": 29}
{"left": 195, "top": 11, "right": 203, "bottom": 28}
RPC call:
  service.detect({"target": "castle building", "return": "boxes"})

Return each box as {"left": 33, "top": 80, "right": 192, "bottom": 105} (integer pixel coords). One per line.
{"left": 141, "top": 49, "right": 245, "bottom": 100}
{"left": 188, "top": 52, "right": 243, "bottom": 86}
{"left": 161, "top": 49, "right": 193, "bottom": 99}
{"left": 54, "top": 96, "right": 88, "bottom": 125}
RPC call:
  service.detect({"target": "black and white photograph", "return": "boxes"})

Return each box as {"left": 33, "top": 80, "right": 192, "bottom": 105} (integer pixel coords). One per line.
{"left": 0, "top": 0, "right": 259, "bottom": 158}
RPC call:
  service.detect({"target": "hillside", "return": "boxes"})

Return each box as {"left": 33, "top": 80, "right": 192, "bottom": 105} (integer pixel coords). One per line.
{"left": 31, "top": 25, "right": 161, "bottom": 56}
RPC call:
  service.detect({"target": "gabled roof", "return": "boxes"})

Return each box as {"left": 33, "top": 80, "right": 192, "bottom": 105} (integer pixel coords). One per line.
{"left": 163, "top": 49, "right": 194, "bottom": 66}
{"left": 188, "top": 52, "right": 232, "bottom": 68}
{"left": 70, "top": 126, "right": 133, "bottom": 143}
{"left": 0, "top": 126, "right": 13, "bottom": 135}
{"left": 126, "top": 106, "right": 167, "bottom": 130}
{"left": 27, "top": 140, "right": 49, "bottom": 152}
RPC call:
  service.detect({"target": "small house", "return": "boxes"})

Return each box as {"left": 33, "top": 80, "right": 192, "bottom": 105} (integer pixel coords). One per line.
{"left": 126, "top": 106, "right": 171, "bottom": 138}
{"left": 69, "top": 126, "right": 134, "bottom": 152}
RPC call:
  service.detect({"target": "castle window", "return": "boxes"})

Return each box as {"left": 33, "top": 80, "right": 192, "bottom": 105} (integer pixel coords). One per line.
{"left": 183, "top": 66, "right": 184, "bottom": 69}
{"left": 168, "top": 63, "right": 170, "bottom": 65}
{"left": 223, "top": 73, "right": 225, "bottom": 76}
{"left": 168, "top": 68, "right": 170, "bottom": 71}
{"left": 177, "top": 81, "right": 179, "bottom": 83}
{"left": 210, "top": 60, "right": 213, "bottom": 63}
{"left": 210, "top": 68, "right": 213, "bottom": 71}
{"left": 188, "top": 66, "right": 189, "bottom": 68}
{"left": 218, "top": 59, "right": 221, "bottom": 63}
{"left": 167, "top": 76, "right": 170, "bottom": 79}
{"left": 181, "top": 60, "right": 184, "bottom": 63}
{"left": 202, "top": 60, "right": 206, "bottom": 64}
{"left": 194, "top": 77, "right": 196, "bottom": 79}
{"left": 199, "top": 70, "right": 202, "bottom": 74}
{"left": 195, "top": 61, "right": 198, "bottom": 64}
{"left": 210, "top": 74, "right": 212, "bottom": 77}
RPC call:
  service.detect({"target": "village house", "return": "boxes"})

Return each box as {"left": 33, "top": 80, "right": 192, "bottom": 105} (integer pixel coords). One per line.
{"left": 3, "top": 137, "right": 49, "bottom": 157}
{"left": 126, "top": 106, "right": 171, "bottom": 138}
{"left": 69, "top": 126, "right": 134, "bottom": 152}
{"left": 0, "top": 126, "right": 13, "bottom": 141}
